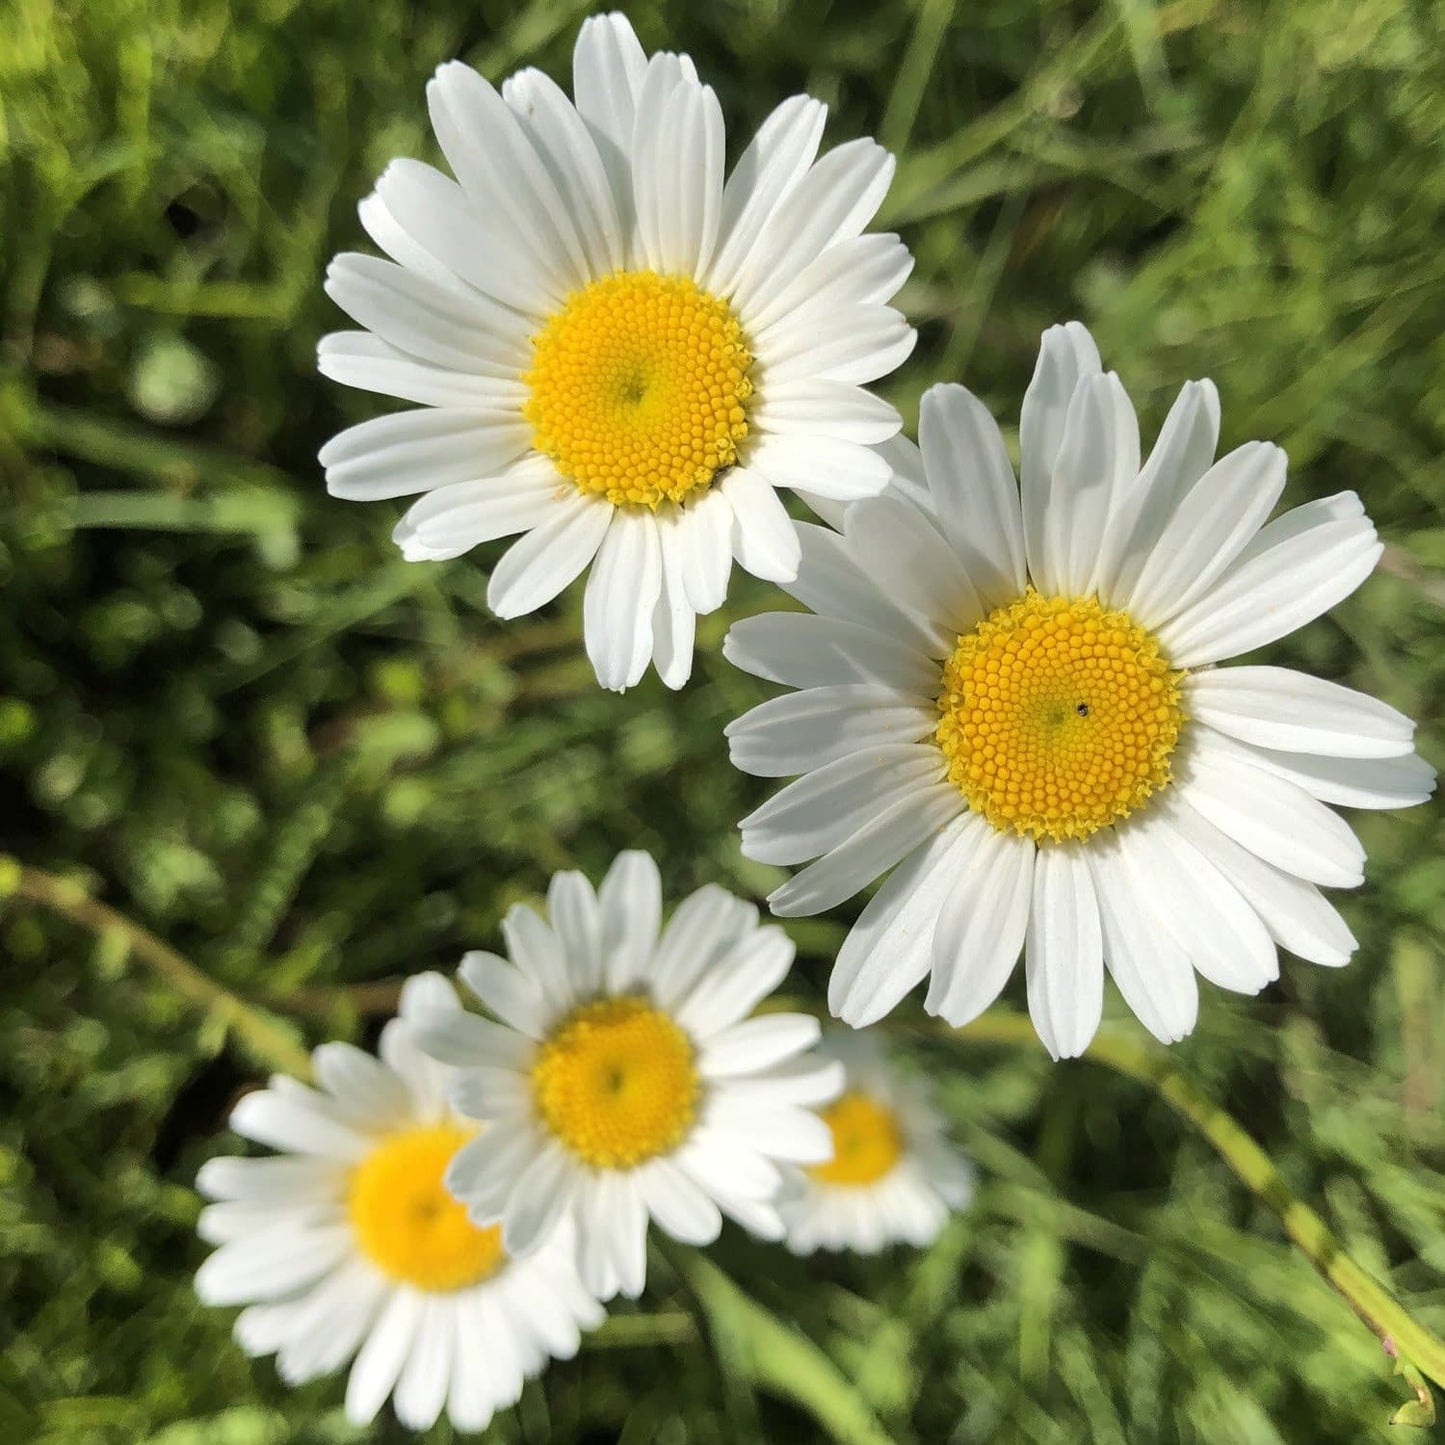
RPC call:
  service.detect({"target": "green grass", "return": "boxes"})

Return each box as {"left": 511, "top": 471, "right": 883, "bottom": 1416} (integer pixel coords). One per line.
{"left": 2, "top": 0, "right": 1444, "bottom": 1440}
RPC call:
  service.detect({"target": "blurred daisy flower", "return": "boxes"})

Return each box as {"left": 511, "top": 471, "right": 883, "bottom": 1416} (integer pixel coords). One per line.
{"left": 194, "top": 974, "right": 604, "bottom": 1434}
{"left": 319, "top": 12, "right": 913, "bottom": 691}
{"left": 412, "top": 851, "right": 844, "bottom": 1299}
{"left": 725, "top": 322, "right": 1436, "bottom": 1057}
{"left": 780, "top": 1031, "right": 972, "bottom": 1255}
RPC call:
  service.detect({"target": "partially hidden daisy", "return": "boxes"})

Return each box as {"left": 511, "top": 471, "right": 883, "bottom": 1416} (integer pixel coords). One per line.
{"left": 318, "top": 11, "right": 913, "bottom": 692}
{"left": 780, "top": 1031, "right": 973, "bottom": 1255}
{"left": 411, "top": 851, "right": 844, "bottom": 1300}
{"left": 724, "top": 322, "right": 1436, "bottom": 1057}
{"left": 194, "top": 973, "right": 604, "bottom": 1434}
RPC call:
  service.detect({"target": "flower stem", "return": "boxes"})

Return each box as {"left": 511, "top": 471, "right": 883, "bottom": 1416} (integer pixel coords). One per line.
{"left": 2, "top": 859, "right": 313, "bottom": 1079}
{"left": 953, "top": 1011, "right": 1445, "bottom": 1400}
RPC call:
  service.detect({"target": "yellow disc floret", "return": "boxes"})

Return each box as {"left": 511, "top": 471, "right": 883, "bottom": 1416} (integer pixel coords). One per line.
{"left": 347, "top": 1124, "right": 504, "bottom": 1291}
{"left": 524, "top": 271, "right": 753, "bottom": 508}
{"left": 531, "top": 995, "right": 700, "bottom": 1169}
{"left": 936, "top": 590, "right": 1184, "bottom": 843}
{"left": 808, "top": 1092, "right": 905, "bottom": 1187}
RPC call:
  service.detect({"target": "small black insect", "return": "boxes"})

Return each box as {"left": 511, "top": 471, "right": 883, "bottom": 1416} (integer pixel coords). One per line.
{"left": 1076, "top": 702, "right": 1090, "bottom": 718}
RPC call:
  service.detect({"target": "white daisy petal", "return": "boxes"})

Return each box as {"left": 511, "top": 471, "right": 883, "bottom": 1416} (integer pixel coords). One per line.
{"left": 738, "top": 744, "right": 947, "bottom": 866}
{"left": 634, "top": 77, "right": 724, "bottom": 276}
{"left": 344, "top": 1287, "right": 424, "bottom": 1427}
{"left": 367, "top": 159, "right": 559, "bottom": 315}
{"left": 1182, "top": 737, "right": 1367, "bottom": 887}
{"left": 311, "top": 1044, "right": 413, "bottom": 1128}
{"left": 748, "top": 434, "right": 892, "bottom": 504}
{"left": 1037, "top": 371, "right": 1132, "bottom": 597}
{"left": 502, "top": 1144, "right": 576, "bottom": 1257}
{"left": 1126, "top": 441, "right": 1287, "bottom": 627}
{"left": 1161, "top": 794, "right": 1357, "bottom": 967}
{"left": 725, "top": 683, "right": 936, "bottom": 778}
{"left": 1024, "top": 845, "right": 1104, "bottom": 1061}
{"left": 637, "top": 1160, "right": 724, "bottom": 1245}
{"left": 701, "top": 1014, "right": 820, "bottom": 1078}
{"left": 829, "top": 814, "right": 978, "bottom": 1026}
{"left": 196, "top": 1224, "right": 353, "bottom": 1306}
{"left": 757, "top": 304, "right": 916, "bottom": 387}
{"left": 319, "top": 408, "right": 534, "bottom": 503}
{"left": 1235, "top": 744, "right": 1436, "bottom": 812}
{"left": 392, "top": 1298, "right": 454, "bottom": 1431}
{"left": 752, "top": 379, "right": 902, "bottom": 445}
{"left": 650, "top": 507, "right": 698, "bottom": 690}
{"left": 412, "top": 1011, "right": 530, "bottom": 1073}
{"left": 501, "top": 67, "right": 624, "bottom": 278}
{"left": 925, "top": 817, "right": 1035, "bottom": 1027}
{"left": 842, "top": 494, "right": 983, "bottom": 636}
{"left": 748, "top": 233, "right": 915, "bottom": 341}
{"left": 1161, "top": 493, "right": 1381, "bottom": 667}
{"left": 673, "top": 925, "right": 795, "bottom": 1036}
{"left": 1087, "top": 839, "right": 1198, "bottom": 1045}
{"left": 426, "top": 61, "right": 591, "bottom": 289}
{"left": 393, "top": 462, "right": 565, "bottom": 561}
{"left": 731, "top": 138, "right": 895, "bottom": 317}
{"left": 547, "top": 870, "right": 606, "bottom": 995}
{"left": 1019, "top": 320, "right": 1102, "bottom": 561}
{"left": 766, "top": 783, "right": 963, "bottom": 917}
{"left": 721, "top": 466, "right": 802, "bottom": 583}
{"left": 583, "top": 510, "right": 663, "bottom": 692}
{"left": 229, "top": 1090, "right": 372, "bottom": 1164}
{"left": 500, "top": 903, "right": 576, "bottom": 1014}
{"left": 678, "top": 487, "right": 735, "bottom": 615}
{"left": 357, "top": 183, "right": 477, "bottom": 300}
{"left": 318, "top": 331, "right": 529, "bottom": 411}
{"left": 571, "top": 12, "right": 648, "bottom": 218}
{"left": 458, "top": 951, "right": 551, "bottom": 1038}
{"left": 486, "top": 494, "right": 613, "bottom": 620}
{"left": 274, "top": 1261, "right": 389, "bottom": 1384}
{"left": 782, "top": 521, "right": 944, "bottom": 653}
{"left": 445, "top": 1125, "right": 535, "bottom": 1218}
{"left": 705, "top": 1099, "right": 833, "bottom": 1163}
{"left": 724, "top": 611, "right": 938, "bottom": 692}
{"left": 598, "top": 850, "right": 664, "bottom": 991}
{"left": 707, "top": 94, "right": 827, "bottom": 297}
{"left": 917, "top": 382, "right": 1027, "bottom": 610}
{"left": 324, "top": 253, "right": 530, "bottom": 376}
{"left": 196, "top": 1155, "right": 341, "bottom": 1206}
{"left": 1115, "top": 815, "right": 1278, "bottom": 995}
{"left": 649, "top": 884, "right": 756, "bottom": 1008}
{"left": 1095, "top": 377, "right": 1220, "bottom": 606}
{"left": 1187, "top": 666, "right": 1417, "bottom": 759}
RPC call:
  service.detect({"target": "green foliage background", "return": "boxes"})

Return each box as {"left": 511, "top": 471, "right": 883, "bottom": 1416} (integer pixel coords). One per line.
{"left": 3, "top": 0, "right": 1444, "bottom": 1440}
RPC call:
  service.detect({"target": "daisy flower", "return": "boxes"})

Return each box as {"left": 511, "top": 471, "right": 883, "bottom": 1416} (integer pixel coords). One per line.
{"left": 318, "top": 11, "right": 913, "bottom": 691}
{"left": 779, "top": 1031, "right": 973, "bottom": 1255}
{"left": 411, "top": 851, "right": 844, "bottom": 1300}
{"left": 194, "top": 974, "right": 604, "bottom": 1434}
{"left": 724, "top": 322, "right": 1436, "bottom": 1057}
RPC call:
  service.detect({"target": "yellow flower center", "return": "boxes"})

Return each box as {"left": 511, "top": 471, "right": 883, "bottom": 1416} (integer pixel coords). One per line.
{"left": 936, "top": 590, "right": 1184, "bottom": 843}
{"left": 346, "top": 1124, "right": 504, "bottom": 1292}
{"left": 808, "top": 1092, "right": 905, "bottom": 1186}
{"left": 531, "top": 996, "right": 700, "bottom": 1169}
{"left": 523, "top": 271, "right": 753, "bottom": 509}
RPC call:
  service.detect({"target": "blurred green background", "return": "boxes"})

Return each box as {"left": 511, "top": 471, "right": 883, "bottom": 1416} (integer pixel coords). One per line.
{"left": 3, "top": 0, "right": 1444, "bottom": 1440}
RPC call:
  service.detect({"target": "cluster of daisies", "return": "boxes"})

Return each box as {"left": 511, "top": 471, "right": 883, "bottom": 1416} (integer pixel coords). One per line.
{"left": 197, "top": 10, "right": 1433, "bottom": 1434}
{"left": 198, "top": 855, "right": 970, "bottom": 1430}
